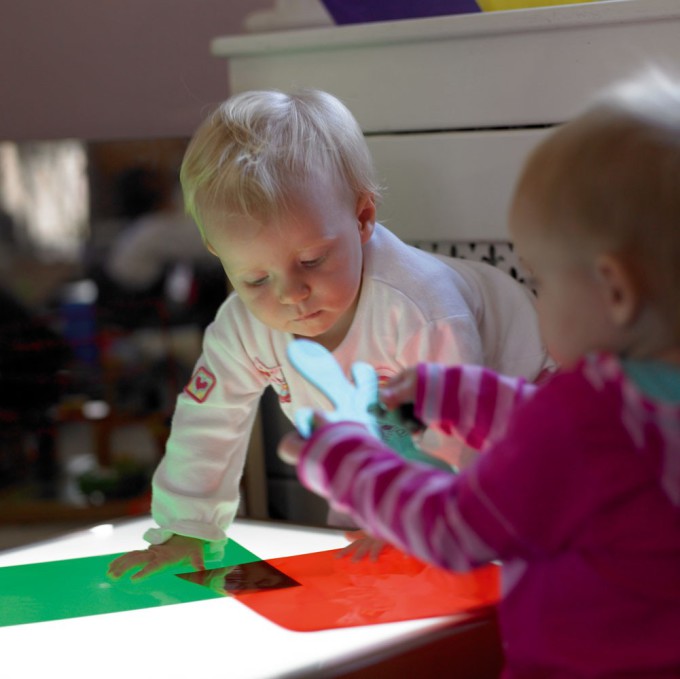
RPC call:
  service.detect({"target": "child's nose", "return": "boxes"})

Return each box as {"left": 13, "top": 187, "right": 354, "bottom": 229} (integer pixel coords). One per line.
{"left": 278, "top": 276, "right": 310, "bottom": 304}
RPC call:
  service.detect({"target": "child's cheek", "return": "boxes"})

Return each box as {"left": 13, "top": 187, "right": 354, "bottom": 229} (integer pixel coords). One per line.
{"left": 238, "top": 285, "right": 264, "bottom": 304}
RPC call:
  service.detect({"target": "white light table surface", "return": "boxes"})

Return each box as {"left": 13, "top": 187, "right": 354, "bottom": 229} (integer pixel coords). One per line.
{"left": 0, "top": 517, "right": 501, "bottom": 679}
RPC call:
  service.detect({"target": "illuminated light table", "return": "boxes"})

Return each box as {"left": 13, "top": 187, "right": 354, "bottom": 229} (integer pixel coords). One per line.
{"left": 0, "top": 517, "right": 502, "bottom": 679}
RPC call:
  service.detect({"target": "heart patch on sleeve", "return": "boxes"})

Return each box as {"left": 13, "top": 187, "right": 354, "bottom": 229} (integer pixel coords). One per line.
{"left": 185, "top": 367, "right": 217, "bottom": 403}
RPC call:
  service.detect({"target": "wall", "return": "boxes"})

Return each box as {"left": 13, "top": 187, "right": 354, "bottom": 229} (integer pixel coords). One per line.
{"left": 0, "top": 0, "right": 272, "bottom": 142}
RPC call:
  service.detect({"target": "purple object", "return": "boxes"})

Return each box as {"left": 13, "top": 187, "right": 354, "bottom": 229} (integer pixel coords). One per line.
{"left": 321, "top": 0, "right": 481, "bottom": 24}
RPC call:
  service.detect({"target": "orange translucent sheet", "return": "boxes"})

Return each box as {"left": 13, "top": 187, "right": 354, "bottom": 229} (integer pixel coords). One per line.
{"left": 180, "top": 546, "right": 500, "bottom": 632}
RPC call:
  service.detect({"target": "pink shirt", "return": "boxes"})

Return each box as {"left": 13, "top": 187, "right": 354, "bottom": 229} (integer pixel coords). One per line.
{"left": 298, "top": 354, "right": 680, "bottom": 677}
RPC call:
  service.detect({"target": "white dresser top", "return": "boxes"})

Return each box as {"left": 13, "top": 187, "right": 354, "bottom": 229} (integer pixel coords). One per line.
{"left": 212, "top": 0, "right": 680, "bottom": 132}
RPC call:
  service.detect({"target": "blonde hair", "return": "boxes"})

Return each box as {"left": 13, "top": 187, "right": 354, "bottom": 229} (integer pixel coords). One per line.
{"left": 180, "top": 89, "right": 380, "bottom": 235}
{"left": 513, "top": 69, "right": 680, "bottom": 332}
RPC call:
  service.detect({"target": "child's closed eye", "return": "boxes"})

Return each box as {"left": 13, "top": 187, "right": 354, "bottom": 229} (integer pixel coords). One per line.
{"left": 301, "top": 254, "right": 327, "bottom": 268}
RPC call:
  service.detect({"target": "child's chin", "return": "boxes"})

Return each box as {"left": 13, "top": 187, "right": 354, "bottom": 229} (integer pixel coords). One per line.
{"left": 298, "top": 316, "right": 333, "bottom": 335}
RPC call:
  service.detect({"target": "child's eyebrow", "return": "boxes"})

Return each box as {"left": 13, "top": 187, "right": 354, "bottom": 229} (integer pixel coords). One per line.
{"left": 297, "top": 235, "right": 338, "bottom": 252}
{"left": 297, "top": 243, "right": 331, "bottom": 256}
{"left": 232, "top": 265, "right": 268, "bottom": 278}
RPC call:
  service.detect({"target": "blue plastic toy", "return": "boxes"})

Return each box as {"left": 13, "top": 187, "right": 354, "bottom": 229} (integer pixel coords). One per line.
{"left": 287, "top": 339, "right": 452, "bottom": 470}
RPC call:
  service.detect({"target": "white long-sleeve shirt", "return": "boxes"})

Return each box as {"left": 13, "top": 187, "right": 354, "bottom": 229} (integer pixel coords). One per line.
{"left": 145, "top": 224, "right": 551, "bottom": 546}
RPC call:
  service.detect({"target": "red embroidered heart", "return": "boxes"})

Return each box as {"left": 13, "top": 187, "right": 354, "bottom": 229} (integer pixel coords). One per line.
{"left": 195, "top": 376, "right": 208, "bottom": 390}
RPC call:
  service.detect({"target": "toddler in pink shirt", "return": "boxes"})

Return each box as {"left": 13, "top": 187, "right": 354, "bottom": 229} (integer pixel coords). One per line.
{"left": 279, "top": 70, "right": 680, "bottom": 678}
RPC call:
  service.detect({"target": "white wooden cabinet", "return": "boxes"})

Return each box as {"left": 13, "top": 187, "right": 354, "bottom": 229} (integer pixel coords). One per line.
{"left": 366, "top": 128, "right": 550, "bottom": 240}
{"left": 213, "top": 0, "right": 680, "bottom": 241}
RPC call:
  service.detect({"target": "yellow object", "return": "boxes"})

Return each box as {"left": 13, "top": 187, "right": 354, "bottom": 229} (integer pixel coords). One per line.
{"left": 478, "top": 0, "right": 601, "bottom": 10}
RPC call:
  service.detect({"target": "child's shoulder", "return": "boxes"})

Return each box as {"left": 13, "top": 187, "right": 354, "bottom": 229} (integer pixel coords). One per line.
{"left": 524, "top": 353, "right": 624, "bottom": 419}
{"left": 548, "top": 352, "right": 679, "bottom": 403}
{"left": 367, "top": 224, "right": 450, "bottom": 273}
{"left": 540, "top": 353, "right": 623, "bottom": 393}
{"left": 526, "top": 352, "right": 680, "bottom": 440}
{"left": 365, "top": 225, "right": 474, "bottom": 308}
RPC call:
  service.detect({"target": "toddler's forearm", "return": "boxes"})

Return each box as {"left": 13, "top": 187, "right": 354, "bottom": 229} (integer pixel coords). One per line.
{"left": 417, "top": 363, "right": 536, "bottom": 449}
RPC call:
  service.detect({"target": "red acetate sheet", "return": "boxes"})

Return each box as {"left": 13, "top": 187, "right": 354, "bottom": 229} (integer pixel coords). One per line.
{"left": 228, "top": 546, "right": 500, "bottom": 632}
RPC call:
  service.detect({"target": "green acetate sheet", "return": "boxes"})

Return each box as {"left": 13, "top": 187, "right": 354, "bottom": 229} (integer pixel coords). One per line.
{"left": 0, "top": 540, "right": 260, "bottom": 627}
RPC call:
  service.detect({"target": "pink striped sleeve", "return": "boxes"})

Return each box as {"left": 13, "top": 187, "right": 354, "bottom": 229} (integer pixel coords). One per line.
{"left": 416, "top": 363, "right": 536, "bottom": 449}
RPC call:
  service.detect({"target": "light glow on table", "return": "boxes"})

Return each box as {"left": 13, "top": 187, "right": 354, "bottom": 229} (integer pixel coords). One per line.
{"left": 0, "top": 517, "right": 478, "bottom": 679}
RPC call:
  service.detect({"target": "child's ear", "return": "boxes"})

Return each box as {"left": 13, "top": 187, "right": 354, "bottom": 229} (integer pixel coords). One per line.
{"left": 356, "top": 193, "right": 376, "bottom": 244}
{"left": 595, "top": 253, "right": 640, "bottom": 327}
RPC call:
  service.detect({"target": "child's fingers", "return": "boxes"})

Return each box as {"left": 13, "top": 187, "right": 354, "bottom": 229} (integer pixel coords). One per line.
{"left": 278, "top": 431, "right": 305, "bottom": 464}
{"left": 312, "top": 412, "right": 332, "bottom": 427}
{"left": 337, "top": 535, "right": 386, "bottom": 562}
{"left": 367, "top": 538, "right": 387, "bottom": 562}
{"left": 282, "top": 409, "right": 355, "bottom": 464}
{"left": 190, "top": 553, "right": 206, "bottom": 573}
{"left": 336, "top": 541, "right": 363, "bottom": 560}
{"left": 107, "top": 550, "right": 150, "bottom": 580}
{"left": 108, "top": 535, "right": 206, "bottom": 582}
{"left": 380, "top": 370, "right": 417, "bottom": 408}
{"left": 130, "top": 562, "right": 163, "bottom": 581}
{"left": 379, "top": 388, "right": 400, "bottom": 408}
{"left": 129, "top": 549, "right": 183, "bottom": 581}
{"left": 344, "top": 529, "right": 366, "bottom": 543}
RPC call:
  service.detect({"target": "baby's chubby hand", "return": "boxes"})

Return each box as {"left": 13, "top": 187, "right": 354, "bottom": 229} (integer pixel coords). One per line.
{"left": 278, "top": 430, "right": 307, "bottom": 465}
{"left": 278, "top": 412, "right": 332, "bottom": 465}
{"left": 339, "top": 530, "right": 388, "bottom": 562}
{"left": 107, "top": 534, "right": 205, "bottom": 582}
{"left": 380, "top": 367, "right": 418, "bottom": 410}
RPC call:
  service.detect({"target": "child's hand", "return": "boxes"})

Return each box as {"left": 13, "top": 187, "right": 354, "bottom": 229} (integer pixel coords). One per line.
{"left": 339, "top": 530, "right": 388, "bottom": 562}
{"left": 380, "top": 367, "right": 418, "bottom": 410}
{"left": 278, "top": 429, "right": 308, "bottom": 465}
{"left": 278, "top": 412, "right": 332, "bottom": 464}
{"left": 107, "top": 534, "right": 205, "bottom": 581}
